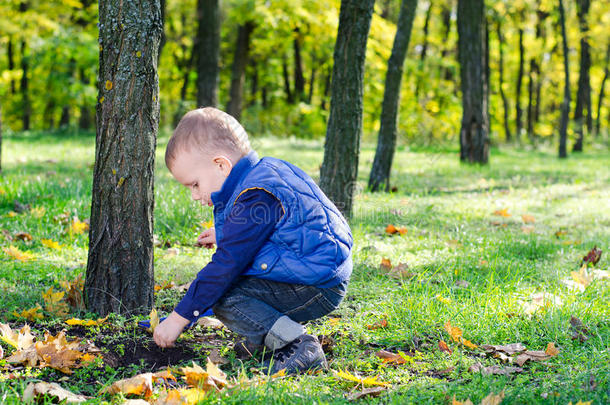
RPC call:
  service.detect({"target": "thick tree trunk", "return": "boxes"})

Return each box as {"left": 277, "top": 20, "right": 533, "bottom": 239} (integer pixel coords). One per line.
{"left": 595, "top": 44, "right": 610, "bottom": 136}
{"left": 415, "top": 1, "right": 431, "bottom": 97}
{"left": 85, "top": 0, "right": 162, "bottom": 316}
{"left": 368, "top": 0, "right": 418, "bottom": 192}
{"left": 293, "top": 27, "right": 305, "bottom": 101}
{"left": 320, "top": 0, "right": 375, "bottom": 218}
{"left": 227, "top": 22, "right": 254, "bottom": 120}
{"left": 573, "top": 0, "right": 591, "bottom": 152}
{"left": 196, "top": 0, "right": 220, "bottom": 107}
{"left": 497, "top": 21, "right": 511, "bottom": 141}
{"left": 558, "top": 0, "right": 570, "bottom": 158}
{"left": 515, "top": 27, "right": 524, "bottom": 141}
{"left": 457, "top": 0, "right": 489, "bottom": 163}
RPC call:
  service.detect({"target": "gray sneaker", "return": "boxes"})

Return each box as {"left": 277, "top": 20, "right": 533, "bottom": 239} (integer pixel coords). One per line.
{"left": 265, "top": 334, "right": 328, "bottom": 374}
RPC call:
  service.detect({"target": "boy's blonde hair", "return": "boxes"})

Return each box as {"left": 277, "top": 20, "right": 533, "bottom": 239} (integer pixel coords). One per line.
{"left": 165, "top": 107, "right": 252, "bottom": 168}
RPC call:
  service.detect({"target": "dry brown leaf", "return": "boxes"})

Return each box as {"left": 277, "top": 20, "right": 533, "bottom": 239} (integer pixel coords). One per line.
{"left": 438, "top": 340, "right": 452, "bottom": 354}
{"left": 386, "top": 262, "right": 414, "bottom": 278}
{"left": 480, "top": 343, "right": 526, "bottom": 355}
{"left": 469, "top": 362, "right": 523, "bottom": 376}
{"left": 375, "top": 350, "right": 409, "bottom": 365}
{"left": 208, "top": 348, "right": 229, "bottom": 365}
{"left": 452, "top": 395, "right": 474, "bottom": 405}
{"left": 514, "top": 350, "right": 551, "bottom": 366}
{"left": 152, "top": 369, "right": 177, "bottom": 383}
{"left": 14, "top": 232, "right": 33, "bottom": 241}
{"left": 23, "top": 381, "right": 87, "bottom": 403}
{"left": 379, "top": 258, "right": 392, "bottom": 270}
{"left": 101, "top": 372, "right": 154, "bottom": 397}
{"left": 545, "top": 342, "right": 559, "bottom": 356}
{"left": 0, "top": 323, "right": 36, "bottom": 350}
{"left": 3, "top": 245, "right": 36, "bottom": 262}
{"left": 493, "top": 208, "right": 511, "bottom": 217}
{"left": 570, "top": 316, "right": 591, "bottom": 342}
{"left": 444, "top": 321, "right": 463, "bottom": 342}
{"left": 581, "top": 246, "right": 602, "bottom": 266}
{"left": 60, "top": 274, "right": 85, "bottom": 310}
{"left": 197, "top": 317, "right": 224, "bottom": 329}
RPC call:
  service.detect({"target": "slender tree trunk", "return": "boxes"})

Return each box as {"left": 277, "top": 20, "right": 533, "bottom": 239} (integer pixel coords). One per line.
{"left": 440, "top": 0, "right": 453, "bottom": 82}
{"left": 196, "top": 0, "right": 220, "bottom": 107}
{"left": 249, "top": 59, "right": 259, "bottom": 107}
{"left": 497, "top": 21, "right": 511, "bottom": 141}
{"left": 321, "top": 66, "right": 331, "bottom": 110}
{"left": 60, "top": 106, "right": 70, "bottom": 127}
{"left": 0, "top": 102, "right": 2, "bottom": 174}
{"left": 8, "top": 37, "right": 15, "bottom": 94}
{"left": 415, "top": 1, "right": 431, "bottom": 97}
{"left": 457, "top": 0, "right": 489, "bottom": 163}
{"left": 515, "top": 26, "right": 524, "bottom": 141}
{"left": 79, "top": 67, "right": 93, "bottom": 129}
{"left": 369, "top": 0, "right": 418, "bottom": 192}
{"left": 293, "top": 27, "right": 305, "bottom": 101}
{"left": 85, "top": 0, "right": 162, "bottom": 316}
{"left": 595, "top": 44, "right": 610, "bottom": 136}
{"left": 320, "top": 0, "right": 375, "bottom": 218}
{"left": 573, "top": 0, "right": 591, "bottom": 151}
{"left": 226, "top": 22, "right": 254, "bottom": 120}
{"left": 20, "top": 40, "right": 30, "bottom": 131}
{"left": 558, "top": 0, "right": 570, "bottom": 158}
{"left": 282, "top": 55, "right": 293, "bottom": 103}
{"left": 526, "top": 59, "right": 538, "bottom": 139}
{"left": 308, "top": 61, "right": 316, "bottom": 104}
{"left": 158, "top": 0, "right": 166, "bottom": 65}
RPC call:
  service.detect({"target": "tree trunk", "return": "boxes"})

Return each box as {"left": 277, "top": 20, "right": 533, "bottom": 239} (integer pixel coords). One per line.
{"left": 85, "top": 0, "right": 162, "bottom": 316}
{"left": 558, "top": 0, "right": 570, "bottom": 158}
{"left": 20, "top": 40, "right": 30, "bottom": 131}
{"left": 8, "top": 37, "right": 15, "bottom": 94}
{"left": 79, "top": 67, "right": 93, "bottom": 129}
{"left": 282, "top": 55, "right": 293, "bottom": 103}
{"left": 515, "top": 26, "right": 524, "bottom": 141}
{"left": 196, "top": 0, "right": 220, "bottom": 108}
{"left": 440, "top": 0, "right": 453, "bottom": 82}
{"left": 595, "top": 44, "right": 610, "bottom": 136}
{"left": 249, "top": 59, "right": 259, "bottom": 106}
{"left": 526, "top": 58, "right": 538, "bottom": 139}
{"left": 320, "top": 66, "right": 331, "bottom": 110}
{"left": 496, "top": 21, "right": 511, "bottom": 141}
{"left": 60, "top": 106, "right": 70, "bottom": 127}
{"left": 293, "top": 27, "right": 305, "bottom": 101}
{"left": 573, "top": 0, "right": 591, "bottom": 152}
{"left": 369, "top": 0, "right": 418, "bottom": 192}
{"left": 320, "top": 0, "right": 375, "bottom": 218}
{"left": 0, "top": 102, "right": 2, "bottom": 174}
{"left": 227, "top": 22, "right": 254, "bottom": 120}
{"left": 308, "top": 62, "right": 316, "bottom": 104}
{"left": 158, "top": 0, "right": 166, "bottom": 66}
{"left": 457, "top": 0, "right": 489, "bottom": 163}
{"left": 415, "top": 1, "right": 431, "bottom": 97}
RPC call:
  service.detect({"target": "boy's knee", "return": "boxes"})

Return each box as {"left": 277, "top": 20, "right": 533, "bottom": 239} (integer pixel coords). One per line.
{"left": 264, "top": 315, "right": 305, "bottom": 350}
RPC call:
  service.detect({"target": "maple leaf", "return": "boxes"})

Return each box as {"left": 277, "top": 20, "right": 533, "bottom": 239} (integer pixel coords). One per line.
{"left": 3, "top": 245, "right": 36, "bottom": 262}
{"left": 385, "top": 224, "right": 406, "bottom": 235}
{"left": 517, "top": 292, "right": 563, "bottom": 315}
{"left": 41, "top": 238, "right": 62, "bottom": 250}
{"left": 545, "top": 342, "right": 559, "bottom": 356}
{"left": 348, "top": 386, "right": 387, "bottom": 400}
{"left": 379, "top": 258, "right": 392, "bottom": 270}
{"left": 333, "top": 370, "right": 390, "bottom": 387}
{"left": 480, "top": 343, "right": 526, "bottom": 355}
{"left": 0, "top": 323, "right": 36, "bottom": 350}
{"left": 201, "top": 219, "right": 214, "bottom": 228}
{"left": 12, "top": 304, "right": 44, "bottom": 321}
{"left": 375, "top": 350, "right": 415, "bottom": 365}
{"left": 60, "top": 274, "right": 85, "bottom": 311}
{"left": 180, "top": 359, "right": 228, "bottom": 391}
{"left": 23, "top": 381, "right": 88, "bottom": 403}
{"left": 65, "top": 317, "right": 108, "bottom": 327}
{"left": 148, "top": 309, "right": 160, "bottom": 333}
{"left": 581, "top": 246, "right": 602, "bottom": 266}
{"left": 366, "top": 319, "right": 388, "bottom": 330}
{"left": 70, "top": 219, "right": 89, "bottom": 235}
{"left": 101, "top": 372, "right": 154, "bottom": 398}
{"left": 30, "top": 206, "right": 46, "bottom": 218}
{"left": 493, "top": 208, "right": 511, "bottom": 217}
{"left": 154, "top": 280, "right": 176, "bottom": 292}
{"left": 42, "top": 287, "right": 69, "bottom": 317}
{"left": 444, "top": 321, "right": 463, "bottom": 342}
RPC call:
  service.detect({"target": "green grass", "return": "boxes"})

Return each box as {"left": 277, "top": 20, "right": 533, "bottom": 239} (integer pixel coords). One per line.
{"left": 0, "top": 130, "right": 609, "bottom": 404}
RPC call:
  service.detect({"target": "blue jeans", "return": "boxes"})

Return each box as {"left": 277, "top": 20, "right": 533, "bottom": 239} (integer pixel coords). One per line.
{"left": 212, "top": 277, "right": 348, "bottom": 350}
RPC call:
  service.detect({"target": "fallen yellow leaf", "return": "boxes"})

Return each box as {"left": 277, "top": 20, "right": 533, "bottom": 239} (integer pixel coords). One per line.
{"left": 70, "top": 219, "right": 89, "bottom": 235}
{"left": 12, "top": 305, "right": 44, "bottom": 321}
{"left": 521, "top": 214, "right": 535, "bottom": 223}
{"left": 493, "top": 208, "right": 511, "bottom": 217}
{"left": 65, "top": 317, "right": 108, "bottom": 327}
{"left": 545, "top": 342, "right": 559, "bottom": 357}
{"left": 41, "top": 239, "right": 62, "bottom": 250}
{"left": 4, "top": 245, "right": 36, "bottom": 262}
{"left": 148, "top": 309, "right": 160, "bottom": 333}
{"left": 333, "top": 370, "right": 390, "bottom": 387}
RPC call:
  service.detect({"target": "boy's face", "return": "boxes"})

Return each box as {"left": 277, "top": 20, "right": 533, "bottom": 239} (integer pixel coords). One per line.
{"left": 169, "top": 149, "right": 232, "bottom": 207}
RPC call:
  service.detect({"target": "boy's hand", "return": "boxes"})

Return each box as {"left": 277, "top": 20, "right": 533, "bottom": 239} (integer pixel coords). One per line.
{"left": 197, "top": 227, "right": 216, "bottom": 249}
{"left": 153, "top": 311, "right": 190, "bottom": 348}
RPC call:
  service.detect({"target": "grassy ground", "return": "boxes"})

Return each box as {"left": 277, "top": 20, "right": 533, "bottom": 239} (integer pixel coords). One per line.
{"left": 0, "top": 130, "right": 608, "bottom": 404}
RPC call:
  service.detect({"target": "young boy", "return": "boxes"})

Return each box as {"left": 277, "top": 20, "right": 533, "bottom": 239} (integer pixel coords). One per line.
{"left": 153, "top": 107, "right": 353, "bottom": 374}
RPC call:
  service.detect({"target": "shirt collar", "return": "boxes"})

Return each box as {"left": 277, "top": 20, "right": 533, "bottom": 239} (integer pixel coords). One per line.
{"left": 211, "top": 150, "right": 260, "bottom": 207}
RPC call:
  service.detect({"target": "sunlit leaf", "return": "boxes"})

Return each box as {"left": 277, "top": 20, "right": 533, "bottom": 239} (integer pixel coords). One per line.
{"left": 0, "top": 323, "right": 36, "bottom": 350}
{"left": 366, "top": 319, "right": 388, "bottom": 330}
{"left": 70, "top": 219, "right": 89, "bottom": 234}
{"left": 101, "top": 372, "right": 153, "bottom": 397}
{"left": 493, "top": 208, "right": 511, "bottom": 217}
{"left": 480, "top": 390, "right": 505, "bottom": 405}
{"left": 333, "top": 370, "right": 390, "bottom": 387}
{"left": 23, "top": 381, "right": 87, "bottom": 403}
{"left": 41, "top": 239, "right": 62, "bottom": 250}
{"left": 65, "top": 316, "right": 108, "bottom": 327}
{"left": 148, "top": 309, "right": 160, "bottom": 333}
{"left": 545, "top": 342, "right": 559, "bottom": 356}
{"left": 521, "top": 214, "right": 535, "bottom": 223}
{"left": 42, "top": 287, "right": 69, "bottom": 317}
{"left": 379, "top": 258, "right": 392, "bottom": 270}
{"left": 438, "top": 340, "right": 452, "bottom": 354}
{"left": 444, "top": 321, "right": 463, "bottom": 342}
{"left": 3, "top": 245, "right": 36, "bottom": 262}
{"left": 12, "top": 305, "right": 44, "bottom": 321}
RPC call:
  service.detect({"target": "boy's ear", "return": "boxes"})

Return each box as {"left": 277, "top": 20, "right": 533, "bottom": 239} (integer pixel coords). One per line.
{"left": 213, "top": 155, "right": 233, "bottom": 176}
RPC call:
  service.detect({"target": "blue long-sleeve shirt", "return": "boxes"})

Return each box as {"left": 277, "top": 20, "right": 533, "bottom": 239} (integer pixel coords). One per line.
{"left": 174, "top": 188, "right": 284, "bottom": 322}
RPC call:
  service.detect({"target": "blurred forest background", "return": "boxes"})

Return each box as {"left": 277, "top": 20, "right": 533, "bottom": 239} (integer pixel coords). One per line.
{"left": 0, "top": 0, "right": 609, "bottom": 147}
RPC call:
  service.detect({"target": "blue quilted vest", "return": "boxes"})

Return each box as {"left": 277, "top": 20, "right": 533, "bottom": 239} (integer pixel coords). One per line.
{"left": 210, "top": 151, "right": 353, "bottom": 288}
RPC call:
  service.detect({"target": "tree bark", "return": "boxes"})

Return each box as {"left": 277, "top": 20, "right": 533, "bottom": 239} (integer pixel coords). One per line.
{"left": 515, "top": 26, "right": 524, "bottom": 141}
{"left": 440, "top": 0, "right": 453, "bottom": 82}
{"left": 595, "top": 44, "right": 610, "bottom": 136}
{"left": 308, "top": 62, "right": 316, "bottom": 104}
{"left": 573, "top": 0, "right": 591, "bottom": 151}
{"left": 20, "top": 39, "right": 30, "bottom": 131}
{"left": 8, "top": 37, "right": 15, "bottom": 94}
{"left": 196, "top": 0, "right": 220, "bottom": 107}
{"left": 558, "top": 0, "right": 570, "bottom": 158}
{"left": 320, "top": 66, "right": 331, "bottom": 110}
{"left": 457, "top": 0, "right": 489, "bottom": 163}
{"left": 320, "top": 0, "right": 375, "bottom": 218}
{"left": 293, "top": 27, "right": 305, "bottom": 101}
{"left": 282, "top": 54, "right": 293, "bottom": 103}
{"left": 79, "top": 67, "right": 93, "bottom": 129}
{"left": 226, "top": 22, "right": 254, "bottom": 120}
{"left": 368, "top": 0, "right": 418, "bottom": 192}
{"left": 496, "top": 21, "right": 511, "bottom": 141}
{"left": 85, "top": 0, "right": 162, "bottom": 316}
